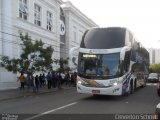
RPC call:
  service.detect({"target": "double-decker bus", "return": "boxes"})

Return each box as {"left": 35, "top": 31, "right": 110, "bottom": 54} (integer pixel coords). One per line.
{"left": 76, "top": 27, "right": 149, "bottom": 96}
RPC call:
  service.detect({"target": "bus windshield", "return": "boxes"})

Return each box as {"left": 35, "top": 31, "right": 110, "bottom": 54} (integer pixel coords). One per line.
{"left": 78, "top": 53, "right": 121, "bottom": 79}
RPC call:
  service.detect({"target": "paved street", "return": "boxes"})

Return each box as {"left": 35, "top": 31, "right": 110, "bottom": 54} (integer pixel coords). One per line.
{"left": 0, "top": 83, "right": 159, "bottom": 120}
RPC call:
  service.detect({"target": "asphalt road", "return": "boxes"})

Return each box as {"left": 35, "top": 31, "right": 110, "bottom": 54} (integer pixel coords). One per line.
{"left": 0, "top": 83, "right": 159, "bottom": 120}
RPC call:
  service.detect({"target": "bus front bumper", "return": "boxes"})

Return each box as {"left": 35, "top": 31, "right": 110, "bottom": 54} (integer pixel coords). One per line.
{"left": 77, "top": 84, "right": 122, "bottom": 96}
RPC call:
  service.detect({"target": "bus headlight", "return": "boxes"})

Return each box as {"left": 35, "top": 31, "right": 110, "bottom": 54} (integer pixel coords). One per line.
{"left": 77, "top": 80, "right": 82, "bottom": 84}
{"left": 113, "top": 82, "right": 118, "bottom": 86}
{"left": 109, "top": 80, "right": 121, "bottom": 86}
{"left": 77, "top": 77, "right": 88, "bottom": 85}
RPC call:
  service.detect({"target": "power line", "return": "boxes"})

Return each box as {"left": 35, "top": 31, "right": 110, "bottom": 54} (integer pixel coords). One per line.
{"left": 0, "top": 21, "right": 62, "bottom": 44}
{"left": 0, "top": 30, "right": 57, "bottom": 47}
{"left": 0, "top": 21, "right": 71, "bottom": 50}
{"left": 0, "top": 38, "right": 68, "bottom": 54}
{"left": 0, "top": 38, "right": 19, "bottom": 45}
{"left": 0, "top": 14, "right": 81, "bottom": 53}
{"left": 0, "top": 30, "right": 69, "bottom": 51}
{"left": 0, "top": 16, "right": 64, "bottom": 44}
{"left": 0, "top": 30, "right": 20, "bottom": 37}
{"left": 0, "top": 13, "right": 81, "bottom": 47}
{"left": 0, "top": 38, "right": 67, "bottom": 54}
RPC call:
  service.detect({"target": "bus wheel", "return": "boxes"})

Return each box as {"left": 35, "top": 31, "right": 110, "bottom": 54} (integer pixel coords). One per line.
{"left": 142, "top": 79, "right": 146, "bottom": 88}
{"left": 134, "top": 80, "right": 137, "bottom": 90}
{"left": 124, "top": 92, "right": 130, "bottom": 96}
{"left": 130, "top": 82, "right": 134, "bottom": 94}
{"left": 124, "top": 85, "right": 132, "bottom": 96}
{"left": 93, "top": 94, "right": 100, "bottom": 97}
{"left": 157, "top": 89, "right": 160, "bottom": 97}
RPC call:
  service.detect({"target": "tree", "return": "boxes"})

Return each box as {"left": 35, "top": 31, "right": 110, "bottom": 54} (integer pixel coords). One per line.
{"left": 149, "top": 64, "right": 160, "bottom": 73}
{"left": 54, "top": 58, "right": 70, "bottom": 72}
{"left": 0, "top": 33, "right": 54, "bottom": 74}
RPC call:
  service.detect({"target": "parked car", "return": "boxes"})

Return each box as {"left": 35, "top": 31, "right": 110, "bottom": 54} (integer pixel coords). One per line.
{"left": 157, "top": 80, "right": 160, "bottom": 97}
{"left": 155, "top": 103, "right": 160, "bottom": 120}
{"left": 147, "top": 73, "right": 159, "bottom": 83}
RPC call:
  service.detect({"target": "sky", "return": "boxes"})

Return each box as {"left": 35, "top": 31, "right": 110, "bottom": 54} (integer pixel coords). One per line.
{"left": 63, "top": 0, "right": 160, "bottom": 48}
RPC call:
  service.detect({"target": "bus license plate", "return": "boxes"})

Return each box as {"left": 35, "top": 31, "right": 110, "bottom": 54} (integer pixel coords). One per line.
{"left": 92, "top": 90, "right": 100, "bottom": 94}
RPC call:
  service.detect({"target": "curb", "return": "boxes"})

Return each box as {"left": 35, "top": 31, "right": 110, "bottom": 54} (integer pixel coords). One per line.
{"left": 0, "top": 87, "right": 75, "bottom": 101}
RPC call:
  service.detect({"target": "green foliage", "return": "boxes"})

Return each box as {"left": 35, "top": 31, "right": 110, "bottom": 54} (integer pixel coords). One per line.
{"left": 54, "top": 58, "right": 70, "bottom": 72}
{"left": 1, "top": 33, "right": 54, "bottom": 74}
{"left": 149, "top": 64, "right": 160, "bottom": 73}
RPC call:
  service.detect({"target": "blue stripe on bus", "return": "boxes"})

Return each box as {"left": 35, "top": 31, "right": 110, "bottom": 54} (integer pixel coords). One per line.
{"left": 122, "top": 73, "right": 132, "bottom": 94}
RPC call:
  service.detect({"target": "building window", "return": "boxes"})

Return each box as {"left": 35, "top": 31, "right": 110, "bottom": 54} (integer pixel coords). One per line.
{"left": 79, "top": 31, "right": 83, "bottom": 43}
{"left": 34, "top": 4, "right": 41, "bottom": 26}
{"left": 46, "top": 11, "right": 52, "bottom": 31}
{"left": 19, "top": 0, "right": 28, "bottom": 20}
{"left": 73, "top": 26, "right": 77, "bottom": 42}
{"left": 74, "top": 31, "right": 76, "bottom": 42}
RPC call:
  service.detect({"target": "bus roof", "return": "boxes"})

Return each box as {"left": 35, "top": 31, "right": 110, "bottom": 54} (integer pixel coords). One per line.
{"left": 80, "top": 27, "right": 126, "bottom": 49}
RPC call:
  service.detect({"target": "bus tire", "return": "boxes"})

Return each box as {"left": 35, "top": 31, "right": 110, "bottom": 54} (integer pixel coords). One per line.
{"left": 124, "top": 83, "right": 132, "bottom": 96}
{"left": 157, "top": 89, "right": 160, "bottom": 97}
{"left": 130, "top": 81, "right": 134, "bottom": 94}
{"left": 142, "top": 79, "right": 146, "bottom": 88}
{"left": 93, "top": 94, "right": 100, "bottom": 97}
{"left": 124, "top": 91, "right": 130, "bottom": 96}
{"left": 134, "top": 80, "right": 137, "bottom": 91}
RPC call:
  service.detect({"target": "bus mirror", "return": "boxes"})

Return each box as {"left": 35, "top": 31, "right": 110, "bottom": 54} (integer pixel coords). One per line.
{"left": 133, "top": 42, "right": 139, "bottom": 50}
{"left": 120, "top": 60, "right": 124, "bottom": 63}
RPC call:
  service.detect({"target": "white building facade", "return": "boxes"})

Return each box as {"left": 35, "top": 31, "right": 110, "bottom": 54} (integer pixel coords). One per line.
{"left": 61, "top": 1, "right": 98, "bottom": 71}
{"left": 147, "top": 48, "right": 160, "bottom": 64}
{"left": 0, "top": 0, "right": 99, "bottom": 90}
{"left": 0, "top": 0, "right": 63, "bottom": 90}
{"left": 155, "top": 49, "right": 160, "bottom": 64}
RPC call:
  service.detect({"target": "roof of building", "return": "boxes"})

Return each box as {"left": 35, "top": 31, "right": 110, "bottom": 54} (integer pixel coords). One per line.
{"left": 61, "top": 1, "right": 99, "bottom": 27}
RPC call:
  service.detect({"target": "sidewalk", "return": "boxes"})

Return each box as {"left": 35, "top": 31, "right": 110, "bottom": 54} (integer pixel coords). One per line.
{"left": 0, "top": 85, "right": 75, "bottom": 101}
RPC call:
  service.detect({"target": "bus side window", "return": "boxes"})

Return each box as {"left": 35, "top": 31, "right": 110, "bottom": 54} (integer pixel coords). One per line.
{"left": 124, "top": 51, "right": 131, "bottom": 72}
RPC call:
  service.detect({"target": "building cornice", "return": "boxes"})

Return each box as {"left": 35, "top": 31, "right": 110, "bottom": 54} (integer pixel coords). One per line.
{"left": 39, "top": 0, "right": 63, "bottom": 8}
{"left": 57, "top": 0, "right": 64, "bottom": 5}
{"left": 61, "top": 1, "right": 99, "bottom": 27}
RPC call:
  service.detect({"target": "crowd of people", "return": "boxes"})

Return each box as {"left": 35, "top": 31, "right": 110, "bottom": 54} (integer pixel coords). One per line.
{"left": 17, "top": 71, "right": 77, "bottom": 92}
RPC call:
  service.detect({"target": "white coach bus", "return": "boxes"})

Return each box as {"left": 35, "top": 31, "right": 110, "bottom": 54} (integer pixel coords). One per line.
{"left": 76, "top": 27, "right": 149, "bottom": 96}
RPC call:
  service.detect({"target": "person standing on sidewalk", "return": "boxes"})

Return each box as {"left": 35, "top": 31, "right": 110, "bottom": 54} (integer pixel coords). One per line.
{"left": 71, "top": 73, "right": 74, "bottom": 86}
{"left": 39, "top": 74, "right": 43, "bottom": 88}
{"left": 64, "top": 72, "right": 70, "bottom": 86}
{"left": 51, "top": 71, "right": 56, "bottom": 88}
{"left": 47, "top": 72, "right": 52, "bottom": 89}
{"left": 42, "top": 73, "right": 46, "bottom": 87}
{"left": 34, "top": 75, "right": 40, "bottom": 93}
{"left": 18, "top": 73, "right": 26, "bottom": 90}
{"left": 27, "top": 72, "right": 33, "bottom": 91}
{"left": 61, "top": 72, "right": 65, "bottom": 85}
{"left": 74, "top": 72, "right": 77, "bottom": 87}
{"left": 57, "top": 72, "right": 62, "bottom": 89}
